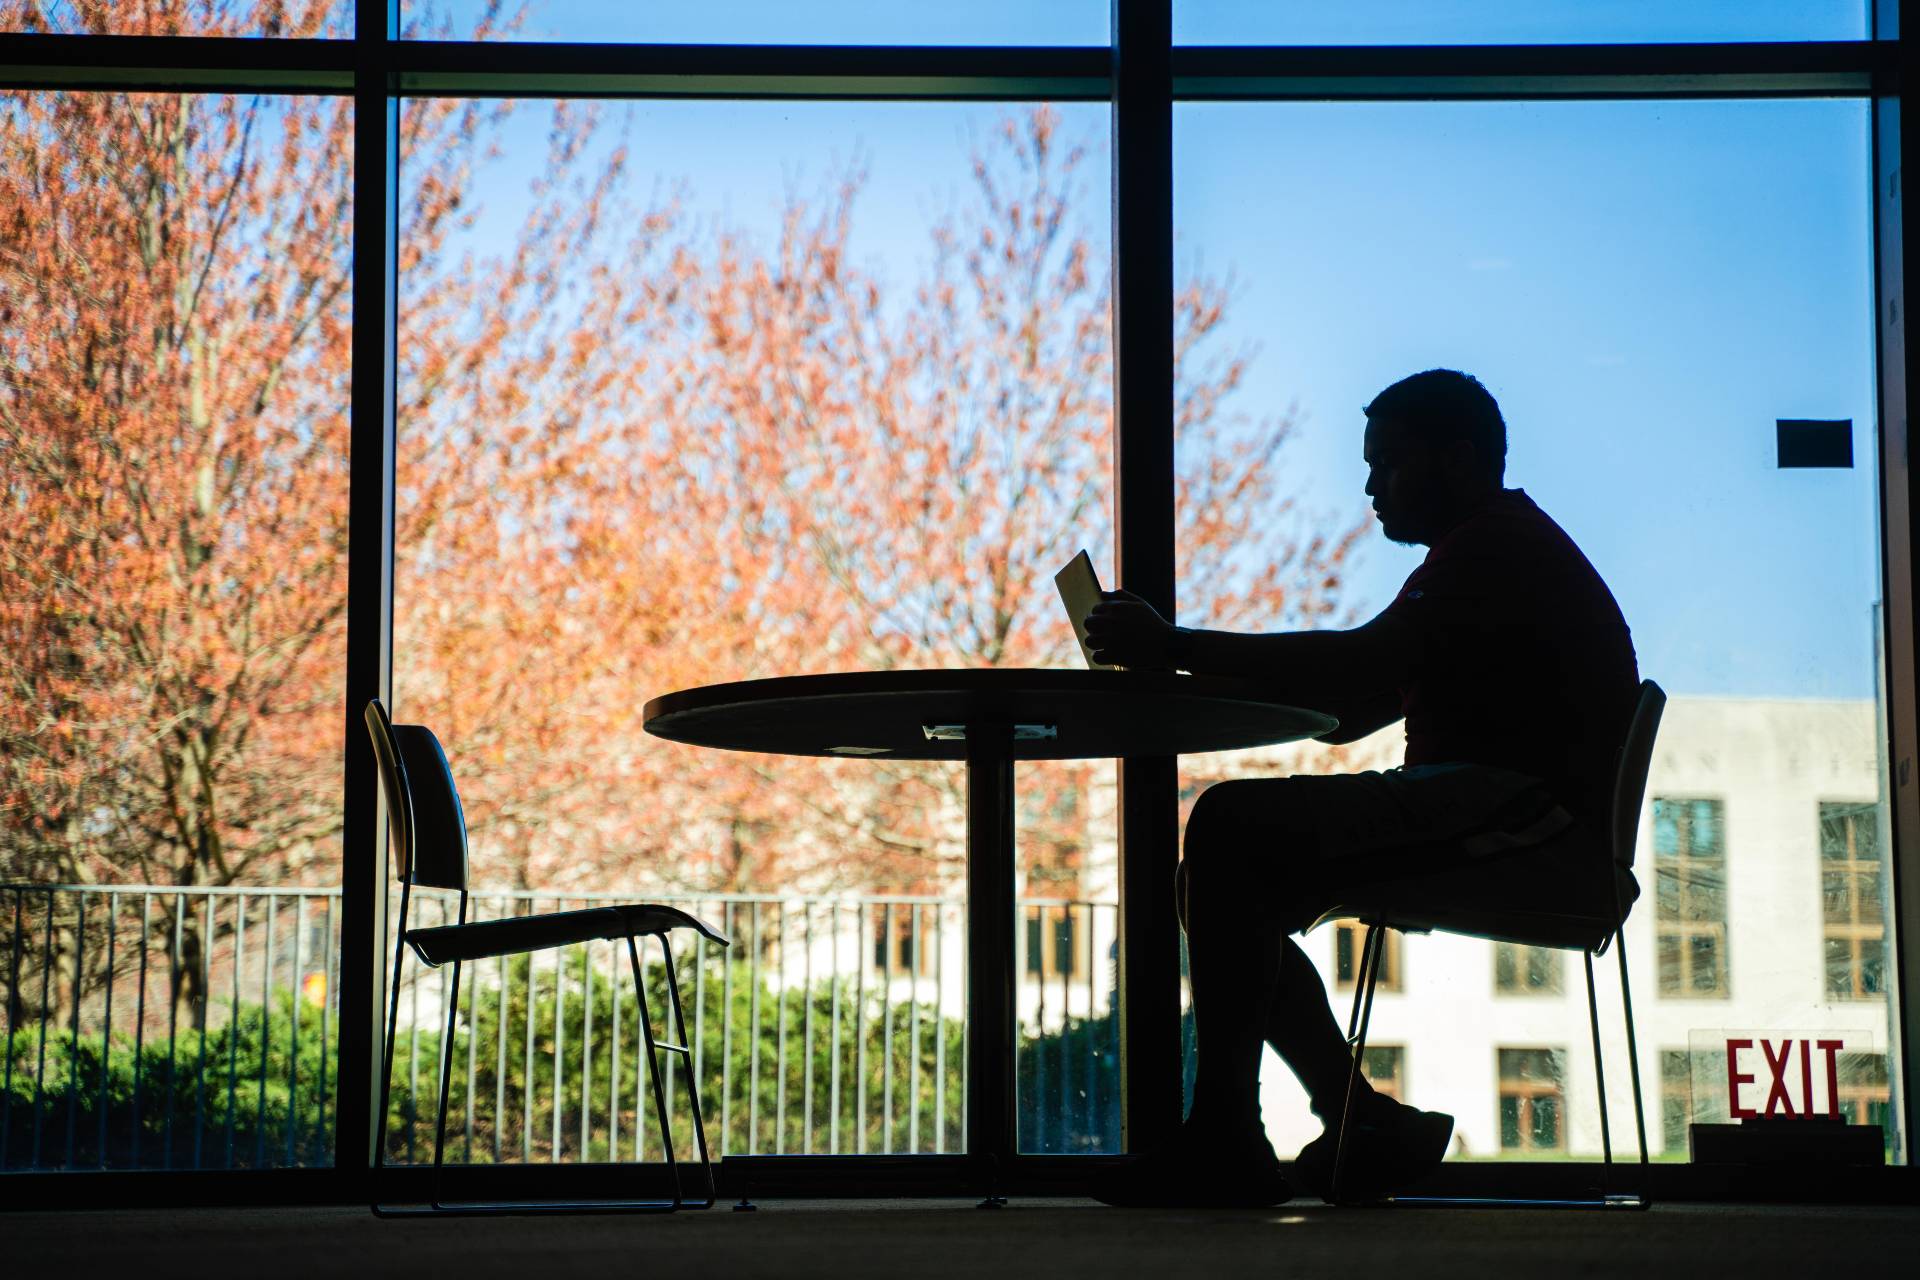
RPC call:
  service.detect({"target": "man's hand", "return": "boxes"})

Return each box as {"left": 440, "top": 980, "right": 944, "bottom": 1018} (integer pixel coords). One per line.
{"left": 1084, "top": 590, "right": 1182, "bottom": 670}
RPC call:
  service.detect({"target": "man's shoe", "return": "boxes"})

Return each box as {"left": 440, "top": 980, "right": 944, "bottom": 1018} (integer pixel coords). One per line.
{"left": 1292, "top": 1093, "right": 1454, "bottom": 1204}
{"left": 1092, "top": 1124, "right": 1294, "bottom": 1209}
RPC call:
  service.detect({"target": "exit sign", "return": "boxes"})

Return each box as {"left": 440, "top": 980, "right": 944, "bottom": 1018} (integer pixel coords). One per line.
{"left": 1725, "top": 1037, "right": 1847, "bottom": 1119}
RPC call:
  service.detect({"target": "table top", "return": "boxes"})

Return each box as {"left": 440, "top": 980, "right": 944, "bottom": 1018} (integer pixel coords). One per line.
{"left": 642, "top": 668, "right": 1338, "bottom": 762}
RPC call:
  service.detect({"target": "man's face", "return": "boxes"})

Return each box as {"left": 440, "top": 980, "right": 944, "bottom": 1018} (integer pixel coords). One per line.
{"left": 1363, "top": 417, "right": 1448, "bottom": 547}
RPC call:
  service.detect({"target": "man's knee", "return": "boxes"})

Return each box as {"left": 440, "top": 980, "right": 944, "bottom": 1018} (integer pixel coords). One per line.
{"left": 1181, "top": 784, "right": 1244, "bottom": 889}
{"left": 1181, "top": 779, "right": 1323, "bottom": 925}
{"left": 1180, "top": 783, "right": 1271, "bottom": 910}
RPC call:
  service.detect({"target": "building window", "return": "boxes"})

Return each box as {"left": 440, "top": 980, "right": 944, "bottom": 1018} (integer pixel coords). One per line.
{"left": 1837, "top": 1052, "right": 1892, "bottom": 1134}
{"left": 1494, "top": 943, "right": 1564, "bottom": 995}
{"left": 1023, "top": 905, "right": 1083, "bottom": 981}
{"left": 1820, "top": 801, "right": 1886, "bottom": 1000}
{"left": 1362, "top": 1045, "right": 1406, "bottom": 1102}
{"left": 1334, "top": 921, "right": 1402, "bottom": 993}
{"left": 1660, "top": 1049, "right": 1692, "bottom": 1153}
{"left": 1653, "top": 797, "right": 1730, "bottom": 998}
{"left": 1498, "top": 1048, "right": 1567, "bottom": 1153}
{"left": 871, "top": 905, "right": 934, "bottom": 978}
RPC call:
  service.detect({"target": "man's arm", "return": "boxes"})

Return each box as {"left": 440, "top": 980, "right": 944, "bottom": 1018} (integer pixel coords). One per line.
{"left": 1084, "top": 591, "right": 1417, "bottom": 721}
{"left": 1312, "top": 686, "right": 1404, "bottom": 745}
{"left": 1172, "top": 613, "right": 1414, "bottom": 720}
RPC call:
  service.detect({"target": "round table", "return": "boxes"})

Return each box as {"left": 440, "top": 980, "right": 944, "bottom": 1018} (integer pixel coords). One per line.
{"left": 643, "top": 668, "right": 1336, "bottom": 1187}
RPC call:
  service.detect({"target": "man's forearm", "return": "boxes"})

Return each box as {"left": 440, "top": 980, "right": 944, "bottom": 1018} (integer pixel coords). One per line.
{"left": 1175, "top": 626, "right": 1394, "bottom": 711}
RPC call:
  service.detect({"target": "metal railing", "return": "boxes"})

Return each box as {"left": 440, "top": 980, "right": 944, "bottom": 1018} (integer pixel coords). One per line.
{"left": 1, "top": 884, "right": 341, "bottom": 1173}
{"left": 1, "top": 884, "right": 1118, "bottom": 1171}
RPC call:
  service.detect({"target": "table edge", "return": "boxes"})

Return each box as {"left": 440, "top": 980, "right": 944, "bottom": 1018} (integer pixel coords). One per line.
{"left": 642, "top": 667, "right": 1340, "bottom": 752}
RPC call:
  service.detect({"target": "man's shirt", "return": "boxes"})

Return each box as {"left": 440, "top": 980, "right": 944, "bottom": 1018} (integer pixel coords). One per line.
{"left": 1379, "top": 488, "right": 1639, "bottom": 827}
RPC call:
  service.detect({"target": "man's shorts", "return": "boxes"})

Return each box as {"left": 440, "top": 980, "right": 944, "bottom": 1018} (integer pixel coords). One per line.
{"left": 1183, "top": 764, "right": 1636, "bottom": 940}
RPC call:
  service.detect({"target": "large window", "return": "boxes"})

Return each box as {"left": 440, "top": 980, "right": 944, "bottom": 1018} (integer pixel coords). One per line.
{"left": 0, "top": 85, "right": 353, "bottom": 1171}
{"left": 1174, "top": 93, "right": 1892, "bottom": 1166}
{"left": 407, "top": 0, "right": 1106, "bottom": 45}
{"left": 1174, "top": 0, "right": 1868, "bottom": 45}
{"left": 389, "top": 94, "right": 1117, "bottom": 1163}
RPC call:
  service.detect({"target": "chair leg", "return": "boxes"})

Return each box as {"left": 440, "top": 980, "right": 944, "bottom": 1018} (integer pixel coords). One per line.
{"left": 659, "top": 932, "right": 717, "bottom": 1209}
{"left": 629, "top": 935, "right": 683, "bottom": 1212}
{"left": 1330, "top": 923, "right": 1385, "bottom": 1205}
{"left": 1344, "top": 925, "right": 1378, "bottom": 1041}
{"left": 429, "top": 958, "right": 464, "bottom": 1210}
{"left": 371, "top": 885, "right": 411, "bottom": 1217}
{"left": 1617, "top": 924, "right": 1652, "bottom": 1202}
{"left": 1583, "top": 951, "right": 1613, "bottom": 1200}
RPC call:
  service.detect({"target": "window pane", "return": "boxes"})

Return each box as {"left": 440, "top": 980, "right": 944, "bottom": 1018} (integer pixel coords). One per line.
{"left": 1, "top": 88, "right": 352, "bottom": 1170}
{"left": 2, "top": 0, "right": 353, "bottom": 37}
{"left": 406, "top": 0, "right": 1106, "bottom": 45}
{"left": 1175, "top": 0, "right": 1866, "bottom": 45}
{"left": 1822, "top": 871, "right": 1852, "bottom": 924}
{"left": 1659, "top": 1049, "right": 1691, "bottom": 1150}
{"left": 1859, "top": 938, "right": 1886, "bottom": 995}
{"left": 1852, "top": 871, "right": 1884, "bottom": 924}
{"left": 1533, "top": 1095, "right": 1562, "bottom": 1148}
{"left": 1688, "top": 936, "right": 1721, "bottom": 994}
{"left": 1175, "top": 98, "right": 1897, "bottom": 1167}
{"left": 393, "top": 97, "right": 1112, "bottom": 1164}
{"left": 1494, "top": 942, "right": 1562, "bottom": 994}
{"left": 1499, "top": 1096, "right": 1522, "bottom": 1149}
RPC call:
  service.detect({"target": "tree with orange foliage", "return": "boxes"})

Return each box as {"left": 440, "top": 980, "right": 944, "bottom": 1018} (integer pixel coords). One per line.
{"left": 1, "top": 25, "right": 353, "bottom": 901}
{"left": 2, "top": 0, "right": 1371, "bottom": 932}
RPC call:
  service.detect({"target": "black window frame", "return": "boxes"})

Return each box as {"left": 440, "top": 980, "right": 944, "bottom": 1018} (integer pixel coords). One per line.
{"left": 0, "top": 0, "right": 1911, "bottom": 1204}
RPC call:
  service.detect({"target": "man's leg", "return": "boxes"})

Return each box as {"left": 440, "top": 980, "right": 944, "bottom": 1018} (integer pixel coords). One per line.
{"left": 1268, "top": 938, "right": 1373, "bottom": 1122}
{"left": 1179, "top": 783, "right": 1367, "bottom": 1135}
{"left": 1175, "top": 810, "right": 1281, "bottom": 1141}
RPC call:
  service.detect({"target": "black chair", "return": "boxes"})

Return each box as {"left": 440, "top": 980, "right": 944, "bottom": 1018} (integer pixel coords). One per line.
{"left": 366, "top": 699, "right": 727, "bottom": 1216}
{"left": 1320, "top": 679, "right": 1666, "bottom": 1208}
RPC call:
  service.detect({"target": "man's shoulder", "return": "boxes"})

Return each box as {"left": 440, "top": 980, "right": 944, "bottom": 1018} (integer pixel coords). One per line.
{"left": 1450, "top": 489, "right": 1589, "bottom": 562}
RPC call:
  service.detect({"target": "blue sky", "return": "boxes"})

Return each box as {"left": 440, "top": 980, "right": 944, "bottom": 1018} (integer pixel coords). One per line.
{"left": 420, "top": 7, "right": 1882, "bottom": 702}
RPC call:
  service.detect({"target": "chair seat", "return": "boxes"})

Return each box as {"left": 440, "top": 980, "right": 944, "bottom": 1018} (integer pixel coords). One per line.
{"left": 1304, "top": 838, "right": 1638, "bottom": 954}
{"left": 406, "top": 903, "right": 729, "bottom": 968}
{"left": 1339, "top": 902, "right": 1619, "bottom": 952}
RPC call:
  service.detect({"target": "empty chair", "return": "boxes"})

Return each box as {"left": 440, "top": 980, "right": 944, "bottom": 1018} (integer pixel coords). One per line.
{"left": 366, "top": 699, "right": 727, "bottom": 1216}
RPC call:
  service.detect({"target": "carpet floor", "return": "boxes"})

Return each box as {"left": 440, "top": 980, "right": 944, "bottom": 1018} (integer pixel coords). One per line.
{"left": 6, "top": 1198, "right": 1917, "bottom": 1279}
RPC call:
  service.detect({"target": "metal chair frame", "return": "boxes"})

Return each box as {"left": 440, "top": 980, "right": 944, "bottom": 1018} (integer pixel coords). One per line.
{"left": 366, "top": 701, "right": 721, "bottom": 1217}
{"left": 1329, "top": 680, "right": 1665, "bottom": 1210}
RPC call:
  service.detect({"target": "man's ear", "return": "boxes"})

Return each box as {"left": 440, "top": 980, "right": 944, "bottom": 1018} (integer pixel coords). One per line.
{"left": 1440, "top": 437, "right": 1481, "bottom": 483}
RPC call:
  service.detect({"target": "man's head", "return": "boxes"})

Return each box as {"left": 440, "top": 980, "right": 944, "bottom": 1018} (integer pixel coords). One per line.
{"left": 1362, "top": 368, "right": 1507, "bottom": 546}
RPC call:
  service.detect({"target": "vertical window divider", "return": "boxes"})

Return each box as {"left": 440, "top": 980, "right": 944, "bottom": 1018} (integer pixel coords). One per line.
{"left": 1870, "top": 0, "right": 1916, "bottom": 1170}
{"left": 1111, "top": 0, "right": 1179, "bottom": 1160}
{"left": 335, "top": 0, "right": 399, "bottom": 1193}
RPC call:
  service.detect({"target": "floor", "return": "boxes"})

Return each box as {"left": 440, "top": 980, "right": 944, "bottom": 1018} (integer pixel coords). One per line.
{"left": 6, "top": 1199, "right": 1919, "bottom": 1279}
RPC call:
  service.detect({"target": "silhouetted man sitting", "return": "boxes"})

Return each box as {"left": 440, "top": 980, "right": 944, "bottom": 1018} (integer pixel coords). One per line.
{"left": 1086, "top": 369, "right": 1639, "bottom": 1207}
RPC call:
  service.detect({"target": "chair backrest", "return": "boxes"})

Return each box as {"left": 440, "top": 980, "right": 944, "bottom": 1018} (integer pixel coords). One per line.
{"left": 364, "top": 699, "right": 470, "bottom": 892}
{"left": 1610, "top": 679, "right": 1667, "bottom": 872}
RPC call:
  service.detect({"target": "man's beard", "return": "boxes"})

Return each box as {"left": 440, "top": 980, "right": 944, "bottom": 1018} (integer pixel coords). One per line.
{"left": 1377, "top": 512, "right": 1424, "bottom": 546}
